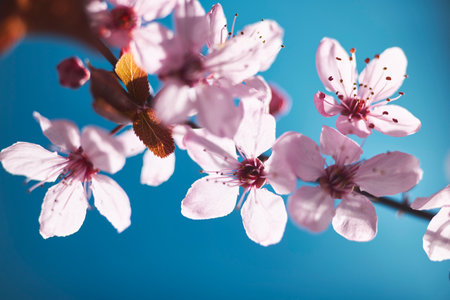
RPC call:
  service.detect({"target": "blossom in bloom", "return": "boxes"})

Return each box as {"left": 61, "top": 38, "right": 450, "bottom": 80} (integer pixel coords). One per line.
{"left": 278, "top": 126, "right": 422, "bottom": 241}
{"left": 411, "top": 185, "right": 450, "bottom": 261}
{"left": 56, "top": 57, "right": 90, "bottom": 89}
{"left": 0, "top": 112, "right": 130, "bottom": 238}
{"left": 314, "top": 37, "right": 421, "bottom": 138}
{"left": 181, "top": 99, "right": 293, "bottom": 246}
{"left": 88, "top": 0, "right": 178, "bottom": 68}
{"left": 151, "top": 1, "right": 283, "bottom": 138}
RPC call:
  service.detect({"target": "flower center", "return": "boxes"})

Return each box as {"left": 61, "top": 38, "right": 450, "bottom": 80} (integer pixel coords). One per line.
{"left": 237, "top": 158, "right": 266, "bottom": 189}
{"left": 341, "top": 98, "right": 369, "bottom": 120}
{"left": 65, "top": 147, "right": 99, "bottom": 182}
{"left": 319, "top": 163, "right": 359, "bottom": 199}
{"left": 110, "top": 5, "right": 138, "bottom": 31}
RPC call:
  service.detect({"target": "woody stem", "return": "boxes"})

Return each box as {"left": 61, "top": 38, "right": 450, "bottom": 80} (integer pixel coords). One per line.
{"left": 355, "top": 188, "right": 435, "bottom": 221}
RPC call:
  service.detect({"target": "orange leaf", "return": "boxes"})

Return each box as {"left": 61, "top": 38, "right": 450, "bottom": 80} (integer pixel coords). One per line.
{"left": 133, "top": 109, "right": 175, "bottom": 158}
{"left": 115, "top": 52, "right": 150, "bottom": 106}
{"left": 89, "top": 66, "right": 137, "bottom": 123}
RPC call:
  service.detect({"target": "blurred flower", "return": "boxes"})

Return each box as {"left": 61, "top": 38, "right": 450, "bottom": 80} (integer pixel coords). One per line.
{"left": 0, "top": 112, "right": 130, "bottom": 238}
{"left": 411, "top": 185, "right": 450, "bottom": 261}
{"left": 314, "top": 37, "right": 421, "bottom": 138}
{"left": 56, "top": 57, "right": 90, "bottom": 89}
{"left": 181, "top": 99, "right": 291, "bottom": 246}
{"left": 279, "top": 126, "right": 422, "bottom": 241}
{"left": 151, "top": 1, "right": 283, "bottom": 138}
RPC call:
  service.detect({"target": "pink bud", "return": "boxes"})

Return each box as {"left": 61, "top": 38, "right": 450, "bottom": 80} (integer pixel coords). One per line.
{"left": 56, "top": 57, "right": 90, "bottom": 89}
{"left": 269, "top": 84, "right": 291, "bottom": 118}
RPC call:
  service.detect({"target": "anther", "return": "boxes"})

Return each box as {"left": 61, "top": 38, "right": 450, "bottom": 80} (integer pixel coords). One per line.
{"left": 383, "top": 67, "right": 387, "bottom": 70}
{"left": 392, "top": 118, "right": 398, "bottom": 123}
{"left": 398, "top": 92, "right": 404, "bottom": 95}
{"left": 365, "top": 58, "right": 370, "bottom": 64}
{"left": 382, "top": 111, "right": 389, "bottom": 115}
{"left": 336, "top": 57, "right": 342, "bottom": 61}
{"left": 350, "top": 48, "right": 355, "bottom": 53}
{"left": 374, "top": 54, "right": 380, "bottom": 59}
{"left": 368, "top": 123, "right": 375, "bottom": 129}
{"left": 328, "top": 76, "right": 334, "bottom": 81}
{"left": 386, "top": 76, "right": 392, "bottom": 80}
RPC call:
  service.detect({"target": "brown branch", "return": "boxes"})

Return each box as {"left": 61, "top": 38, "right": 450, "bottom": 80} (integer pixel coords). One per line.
{"left": 355, "top": 188, "right": 436, "bottom": 221}
{"left": 93, "top": 38, "right": 118, "bottom": 67}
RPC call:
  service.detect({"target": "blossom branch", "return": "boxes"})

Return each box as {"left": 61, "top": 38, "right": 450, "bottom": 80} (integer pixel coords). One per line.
{"left": 355, "top": 188, "right": 436, "bottom": 221}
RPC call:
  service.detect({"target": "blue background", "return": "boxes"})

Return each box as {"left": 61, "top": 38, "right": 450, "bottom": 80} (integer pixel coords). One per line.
{"left": 0, "top": 0, "right": 449, "bottom": 299}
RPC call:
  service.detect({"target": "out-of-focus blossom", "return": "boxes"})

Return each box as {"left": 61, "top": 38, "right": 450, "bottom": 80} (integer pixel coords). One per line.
{"left": 181, "top": 99, "right": 292, "bottom": 246}
{"left": 150, "top": 1, "right": 283, "bottom": 138}
{"left": 314, "top": 37, "right": 421, "bottom": 138}
{"left": 411, "top": 185, "right": 450, "bottom": 261}
{"left": 57, "top": 57, "right": 90, "bottom": 89}
{"left": 268, "top": 83, "right": 291, "bottom": 118}
{"left": 0, "top": 112, "right": 130, "bottom": 238}
{"left": 279, "top": 126, "right": 422, "bottom": 241}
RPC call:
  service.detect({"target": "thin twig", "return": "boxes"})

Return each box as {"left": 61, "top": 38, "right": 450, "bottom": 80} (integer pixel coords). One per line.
{"left": 356, "top": 188, "right": 435, "bottom": 221}
{"left": 93, "top": 39, "right": 118, "bottom": 67}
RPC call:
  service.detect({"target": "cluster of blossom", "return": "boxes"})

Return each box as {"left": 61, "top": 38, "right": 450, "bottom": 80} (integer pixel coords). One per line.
{"left": 0, "top": 0, "right": 448, "bottom": 261}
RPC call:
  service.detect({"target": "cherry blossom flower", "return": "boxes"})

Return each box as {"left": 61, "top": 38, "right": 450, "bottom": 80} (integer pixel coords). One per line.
{"left": 278, "top": 126, "right": 422, "bottom": 241}
{"left": 0, "top": 112, "right": 130, "bottom": 238}
{"left": 181, "top": 99, "right": 293, "bottom": 246}
{"left": 150, "top": 1, "right": 283, "bottom": 138}
{"left": 314, "top": 37, "right": 421, "bottom": 138}
{"left": 88, "top": 0, "right": 178, "bottom": 69}
{"left": 56, "top": 57, "right": 90, "bottom": 89}
{"left": 411, "top": 185, "right": 450, "bottom": 261}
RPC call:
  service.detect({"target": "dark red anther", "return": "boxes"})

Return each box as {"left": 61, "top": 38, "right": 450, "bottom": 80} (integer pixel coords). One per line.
{"left": 365, "top": 58, "right": 370, "bottom": 64}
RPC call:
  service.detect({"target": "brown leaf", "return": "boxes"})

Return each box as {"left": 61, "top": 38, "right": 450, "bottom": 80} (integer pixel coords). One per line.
{"left": 89, "top": 66, "right": 137, "bottom": 124}
{"left": 115, "top": 52, "right": 150, "bottom": 106}
{"left": 0, "top": 0, "right": 102, "bottom": 54}
{"left": 133, "top": 109, "right": 175, "bottom": 158}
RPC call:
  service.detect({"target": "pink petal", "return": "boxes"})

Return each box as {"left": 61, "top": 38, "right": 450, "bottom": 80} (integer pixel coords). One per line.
{"left": 269, "top": 83, "right": 291, "bottom": 118}
{"left": 265, "top": 154, "right": 297, "bottom": 195}
{"left": 204, "top": 20, "right": 283, "bottom": 84}
{"left": 234, "top": 98, "right": 276, "bottom": 158}
{"left": 358, "top": 47, "right": 407, "bottom": 102}
{"left": 116, "top": 128, "right": 147, "bottom": 157}
{"left": 232, "top": 76, "right": 271, "bottom": 107}
{"left": 332, "top": 192, "right": 377, "bottom": 242}
{"left": 316, "top": 37, "right": 357, "bottom": 98}
{"left": 153, "top": 80, "right": 195, "bottom": 125}
{"left": 134, "top": 0, "right": 178, "bottom": 21}
{"left": 131, "top": 23, "right": 175, "bottom": 74}
{"left": 335, "top": 114, "right": 372, "bottom": 138}
{"left": 241, "top": 188, "right": 287, "bottom": 246}
{"left": 172, "top": 124, "right": 189, "bottom": 150}
{"left": 411, "top": 185, "right": 450, "bottom": 210}
{"left": 33, "top": 111, "right": 80, "bottom": 152}
{"left": 313, "top": 91, "right": 341, "bottom": 117}
{"left": 39, "top": 180, "right": 88, "bottom": 239}
{"left": 355, "top": 151, "right": 422, "bottom": 197}
{"left": 368, "top": 104, "right": 421, "bottom": 137}
{"left": 270, "top": 131, "right": 325, "bottom": 182}
{"left": 195, "top": 85, "right": 243, "bottom": 138}
{"left": 174, "top": 0, "right": 208, "bottom": 52}
{"left": 91, "top": 174, "right": 131, "bottom": 233}
{"left": 184, "top": 128, "right": 238, "bottom": 172}
{"left": 141, "top": 151, "right": 175, "bottom": 186}
{"left": 181, "top": 176, "right": 239, "bottom": 219}
{"left": 0, "top": 142, "right": 67, "bottom": 182}
{"left": 422, "top": 207, "right": 450, "bottom": 261}
{"left": 206, "top": 3, "right": 228, "bottom": 49}
{"left": 288, "top": 186, "right": 335, "bottom": 233}
{"left": 81, "top": 126, "right": 125, "bottom": 174}
{"left": 320, "top": 125, "right": 363, "bottom": 165}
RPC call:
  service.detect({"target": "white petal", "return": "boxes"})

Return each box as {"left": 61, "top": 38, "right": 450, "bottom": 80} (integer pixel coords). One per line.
{"left": 91, "top": 174, "right": 131, "bottom": 233}
{"left": 332, "top": 193, "right": 377, "bottom": 242}
{"left": 81, "top": 126, "right": 126, "bottom": 174}
{"left": 141, "top": 151, "right": 175, "bottom": 186}
{"left": 422, "top": 207, "right": 450, "bottom": 261}
{"left": 181, "top": 176, "right": 239, "bottom": 219}
{"left": 411, "top": 185, "right": 450, "bottom": 210}
{"left": 265, "top": 154, "right": 297, "bottom": 195}
{"left": 358, "top": 47, "right": 407, "bottom": 102}
{"left": 174, "top": 0, "right": 208, "bottom": 52}
{"left": 0, "top": 142, "right": 67, "bottom": 182}
{"left": 241, "top": 188, "right": 287, "bottom": 246}
{"left": 234, "top": 98, "right": 276, "bottom": 158}
{"left": 320, "top": 125, "right": 362, "bottom": 165}
{"left": 135, "top": 0, "right": 178, "bottom": 21}
{"left": 39, "top": 180, "right": 88, "bottom": 239}
{"left": 116, "top": 128, "right": 146, "bottom": 157}
{"left": 33, "top": 111, "right": 80, "bottom": 152}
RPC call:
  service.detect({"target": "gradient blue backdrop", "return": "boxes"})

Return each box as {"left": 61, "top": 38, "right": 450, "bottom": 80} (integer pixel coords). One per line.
{"left": 0, "top": 0, "right": 449, "bottom": 299}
